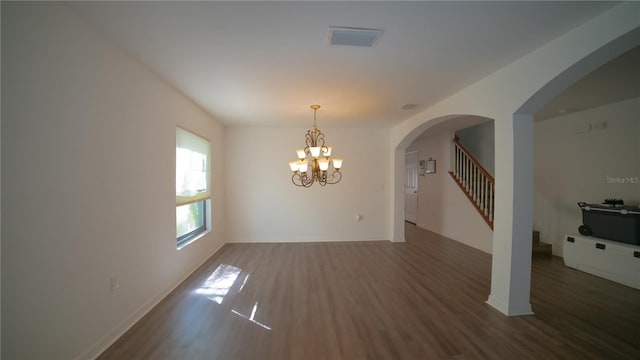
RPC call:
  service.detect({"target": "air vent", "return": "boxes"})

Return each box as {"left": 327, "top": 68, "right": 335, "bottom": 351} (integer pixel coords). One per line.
{"left": 328, "top": 26, "right": 383, "bottom": 47}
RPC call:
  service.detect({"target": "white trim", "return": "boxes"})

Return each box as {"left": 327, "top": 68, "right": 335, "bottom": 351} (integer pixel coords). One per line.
{"left": 486, "top": 296, "right": 534, "bottom": 317}
{"left": 77, "top": 242, "right": 226, "bottom": 360}
{"left": 227, "top": 237, "right": 390, "bottom": 244}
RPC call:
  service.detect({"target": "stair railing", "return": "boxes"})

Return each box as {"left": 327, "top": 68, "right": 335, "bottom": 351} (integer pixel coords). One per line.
{"left": 450, "top": 137, "right": 494, "bottom": 229}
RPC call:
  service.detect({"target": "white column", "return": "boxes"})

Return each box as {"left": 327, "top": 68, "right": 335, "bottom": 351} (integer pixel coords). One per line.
{"left": 392, "top": 148, "right": 406, "bottom": 242}
{"left": 487, "top": 114, "right": 534, "bottom": 316}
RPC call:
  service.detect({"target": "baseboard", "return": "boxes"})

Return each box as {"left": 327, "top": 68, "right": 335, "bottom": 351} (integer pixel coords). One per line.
{"left": 227, "top": 236, "right": 390, "bottom": 243}
{"left": 77, "top": 241, "right": 226, "bottom": 360}
{"left": 486, "top": 295, "right": 534, "bottom": 316}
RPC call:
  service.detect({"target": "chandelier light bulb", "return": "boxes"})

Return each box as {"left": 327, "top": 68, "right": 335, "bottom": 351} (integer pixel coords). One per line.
{"left": 310, "top": 147, "right": 321, "bottom": 158}
{"left": 318, "top": 159, "right": 330, "bottom": 171}
{"left": 298, "top": 161, "right": 309, "bottom": 173}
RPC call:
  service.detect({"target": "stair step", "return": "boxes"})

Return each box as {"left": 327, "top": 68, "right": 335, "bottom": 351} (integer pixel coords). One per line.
{"left": 533, "top": 230, "right": 540, "bottom": 244}
{"left": 532, "top": 242, "right": 552, "bottom": 257}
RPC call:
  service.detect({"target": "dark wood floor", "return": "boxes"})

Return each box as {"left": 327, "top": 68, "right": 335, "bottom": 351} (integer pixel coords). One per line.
{"left": 99, "top": 223, "right": 640, "bottom": 359}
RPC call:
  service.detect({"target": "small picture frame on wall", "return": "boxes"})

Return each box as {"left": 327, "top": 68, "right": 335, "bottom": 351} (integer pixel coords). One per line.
{"left": 426, "top": 158, "right": 436, "bottom": 174}
{"left": 419, "top": 160, "right": 426, "bottom": 176}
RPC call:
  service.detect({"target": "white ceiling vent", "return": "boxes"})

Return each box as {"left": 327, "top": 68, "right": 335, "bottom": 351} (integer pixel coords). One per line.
{"left": 328, "top": 26, "right": 383, "bottom": 47}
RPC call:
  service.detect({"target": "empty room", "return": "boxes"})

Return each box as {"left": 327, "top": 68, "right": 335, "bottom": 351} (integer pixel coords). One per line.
{"left": 2, "top": 1, "right": 640, "bottom": 359}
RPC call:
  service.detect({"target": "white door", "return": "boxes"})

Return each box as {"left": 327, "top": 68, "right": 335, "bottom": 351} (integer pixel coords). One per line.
{"left": 405, "top": 151, "right": 418, "bottom": 223}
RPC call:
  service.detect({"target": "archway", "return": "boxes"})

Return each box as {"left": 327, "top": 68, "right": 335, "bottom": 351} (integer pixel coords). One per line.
{"left": 391, "top": 115, "right": 467, "bottom": 242}
{"left": 389, "top": 8, "right": 640, "bottom": 315}
{"left": 397, "top": 115, "right": 495, "bottom": 251}
{"left": 491, "top": 26, "right": 640, "bottom": 314}
{"left": 490, "top": 26, "right": 640, "bottom": 316}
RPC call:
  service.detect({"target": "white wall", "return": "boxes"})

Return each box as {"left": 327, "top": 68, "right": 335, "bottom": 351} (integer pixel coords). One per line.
{"left": 455, "top": 121, "right": 495, "bottom": 175}
{"left": 1, "top": 3, "right": 225, "bottom": 359}
{"left": 408, "top": 131, "right": 493, "bottom": 254}
{"left": 225, "top": 126, "right": 389, "bottom": 243}
{"left": 534, "top": 98, "right": 640, "bottom": 256}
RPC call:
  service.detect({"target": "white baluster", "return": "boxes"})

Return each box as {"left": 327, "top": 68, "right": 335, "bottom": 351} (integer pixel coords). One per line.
{"left": 460, "top": 152, "right": 467, "bottom": 189}
{"left": 466, "top": 156, "right": 470, "bottom": 192}
{"left": 474, "top": 167, "right": 478, "bottom": 201}
{"left": 458, "top": 147, "right": 461, "bottom": 180}
{"left": 480, "top": 175, "right": 485, "bottom": 212}
{"left": 455, "top": 146, "right": 460, "bottom": 179}
{"left": 457, "top": 146, "right": 460, "bottom": 179}
{"left": 484, "top": 177, "right": 489, "bottom": 216}
{"left": 472, "top": 165, "right": 477, "bottom": 200}
{"left": 469, "top": 165, "right": 476, "bottom": 201}
{"left": 489, "top": 183, "right": 494, "bottom": 221}
{"left": 469, "top": 164, "right": 472, "bottom": 195}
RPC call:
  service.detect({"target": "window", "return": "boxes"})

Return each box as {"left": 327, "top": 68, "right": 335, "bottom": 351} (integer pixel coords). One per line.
{"left": 176, "top": 201, "right": 206, "bottom": 244}
{"left": 176, "top": 127, "right": 211, "bottom": 248}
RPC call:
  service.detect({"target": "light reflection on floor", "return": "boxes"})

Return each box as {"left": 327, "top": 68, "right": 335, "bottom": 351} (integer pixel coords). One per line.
{"left": 238, "top": 272, "right": 250, "bottom": 293}
{"left": 194, "top": 264, "right": 242, "bottom": 304}
{"left": 194, "top": 264, "right": 271, "bottom": 330}
{"left": 232, "top": 302, "right": 272, "bottom": 331}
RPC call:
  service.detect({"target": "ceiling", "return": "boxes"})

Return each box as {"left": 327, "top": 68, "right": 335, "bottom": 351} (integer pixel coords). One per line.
{"left": 535, "top": 44, "right": 640, "bottom": 121}
{"left": 68, "top": 1, "right": 627, "bottom": 128}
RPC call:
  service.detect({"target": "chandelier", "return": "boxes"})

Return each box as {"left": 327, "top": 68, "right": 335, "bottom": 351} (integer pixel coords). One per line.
{"left": 288, "top": 105, "right": 343, "bottom": 187}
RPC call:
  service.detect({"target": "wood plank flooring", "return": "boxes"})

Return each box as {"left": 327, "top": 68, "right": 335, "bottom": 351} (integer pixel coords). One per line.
{"left": 99, "top": 223, "right": 640, "bottom": 359}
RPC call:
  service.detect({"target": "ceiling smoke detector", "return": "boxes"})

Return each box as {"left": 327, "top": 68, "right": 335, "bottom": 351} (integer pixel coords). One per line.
{"left": 328, "top": 26, "right": 383, "bottom": 47}
{"left": 401, "top": 104, "right": 418, "bottom": 110}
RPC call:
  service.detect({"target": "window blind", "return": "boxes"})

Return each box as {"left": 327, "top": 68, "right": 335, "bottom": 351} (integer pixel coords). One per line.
{"left": 176, "top": 127, "right": 210, "bottom": 205}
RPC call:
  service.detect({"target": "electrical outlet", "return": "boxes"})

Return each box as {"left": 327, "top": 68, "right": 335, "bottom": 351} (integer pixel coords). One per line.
{"left": 593, "top": 120, "right": 607, "bottom": 130}
{"left": 575, "top": 123, "right": 591, "bottom": 134}
{"left": 110, "top": 276, "right": 119, "bottom": 292}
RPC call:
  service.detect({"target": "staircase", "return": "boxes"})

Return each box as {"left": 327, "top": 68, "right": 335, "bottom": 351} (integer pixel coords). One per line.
{"left": 450, "top": 137, "right": 552, "bottom": 256}
{"left": 449, "top": 137, "right": 495, "bottom": 229}
{"left": 532, "top": 230, "right": 552, "bottom": 257}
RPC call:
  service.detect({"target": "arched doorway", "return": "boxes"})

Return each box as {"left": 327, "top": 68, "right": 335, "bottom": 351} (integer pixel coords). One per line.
{"left": 390, "top": 14, "right": 640, "bottom": 315}
{"left": 402, "top": 115, "right": 495, "bottom": 252}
